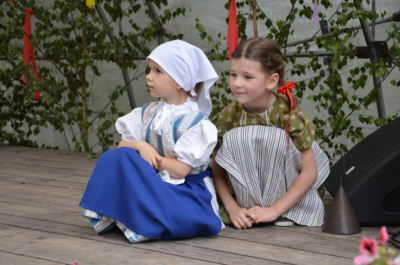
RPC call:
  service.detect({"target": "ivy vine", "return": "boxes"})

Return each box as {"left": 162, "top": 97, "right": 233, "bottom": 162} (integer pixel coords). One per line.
{"left": 0, "top": 0, "right": 399, "bottom": 162}
{"left": 0, "top": 0, "right": 186, "bottom": 155}
{"left": 197, "top": 0, "right": 399, "bottom": 161}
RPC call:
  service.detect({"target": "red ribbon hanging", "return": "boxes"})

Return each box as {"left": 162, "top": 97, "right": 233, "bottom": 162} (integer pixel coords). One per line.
{"left": 227, "top": 0, "right": 238, "bottom": 60}
{"left": 23, "top": 8, "right": 41, "bottom": 100}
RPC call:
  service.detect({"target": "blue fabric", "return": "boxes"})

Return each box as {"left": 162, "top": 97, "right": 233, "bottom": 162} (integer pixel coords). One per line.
{"left": 80, "top": 147, "right": 221, "bottom": 240}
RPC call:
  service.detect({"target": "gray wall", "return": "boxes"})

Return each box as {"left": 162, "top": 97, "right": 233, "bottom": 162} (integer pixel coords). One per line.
{"left": 1, "top": 0, "right": 399, "bottom": 155}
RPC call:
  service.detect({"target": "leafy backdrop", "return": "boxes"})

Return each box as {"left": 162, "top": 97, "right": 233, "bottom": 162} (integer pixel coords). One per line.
{"left": 0, "top": 0, "right": 399, "bottom": 160}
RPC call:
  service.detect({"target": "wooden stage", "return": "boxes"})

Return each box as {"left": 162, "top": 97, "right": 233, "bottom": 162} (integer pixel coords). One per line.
{"left": 1, "top": 146, "right": 398, "bottom": 265}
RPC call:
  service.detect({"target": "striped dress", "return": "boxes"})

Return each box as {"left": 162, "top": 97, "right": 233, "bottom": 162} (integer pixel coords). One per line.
{"left": 212, "top": 96, "right": 330, "bottom": 226}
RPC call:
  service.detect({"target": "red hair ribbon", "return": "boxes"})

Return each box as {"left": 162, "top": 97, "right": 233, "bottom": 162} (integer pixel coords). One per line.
{"left": 277, "top": 81, "right": 300, "bottom": 149}
{"left": 23, "top": 8, "right": 41, "bottom": 100}
{"left": 277, "top": 81, "right": 300, "bottom": 112}
{"left": 227, "top": 0, "right": 238, "bottom": 61}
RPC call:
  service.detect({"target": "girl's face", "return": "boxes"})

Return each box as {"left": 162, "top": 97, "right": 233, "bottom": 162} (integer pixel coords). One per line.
{"left": 229, "top": 58, "right": 279, "bottom": 113}
{"left": 146, "top": 59, "right": 187, "bottom": 105}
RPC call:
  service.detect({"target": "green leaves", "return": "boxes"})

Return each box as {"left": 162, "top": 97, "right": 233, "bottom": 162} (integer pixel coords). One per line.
{"left": 207, "top": 0, "right": 400, "bottom": 161}
{"left": 1, "top": 0, "right": 399, "bottom": 161}
{"left": 0, "top": 0, "right": 190, "bottom": 154}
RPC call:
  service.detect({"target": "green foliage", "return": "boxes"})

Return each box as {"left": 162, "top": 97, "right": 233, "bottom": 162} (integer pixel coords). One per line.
{"left": 199, "top": 0, "right": 399, "bottom": 161}
{"left": 1, "top": 0, "right": 399, "bottom": 162}
{"left": 0, "top": 0, "right": 186, "bottom": 155}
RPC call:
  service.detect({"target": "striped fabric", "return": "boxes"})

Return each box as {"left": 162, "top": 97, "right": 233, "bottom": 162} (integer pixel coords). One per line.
{"left": 141, "top": 102, "right": 220, "bottom": 220}
{"left": 81, "top": 209, "right": 116, "bottom": 235}
{"left": 142, "top": 102, "right": 211, "bottom": 175}
{"left": 82, "top": 210, "right": 150, "bottom": 242}
{"left": 215, "top": 125, "right": 330, "bottom": 227}
{"left": 115, "top": 220, "right": 150, "bottom": 243}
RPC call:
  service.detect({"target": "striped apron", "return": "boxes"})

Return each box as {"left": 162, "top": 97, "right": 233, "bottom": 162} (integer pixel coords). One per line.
{"left": 215, "top": 125, "right": 330, "bottom": 226}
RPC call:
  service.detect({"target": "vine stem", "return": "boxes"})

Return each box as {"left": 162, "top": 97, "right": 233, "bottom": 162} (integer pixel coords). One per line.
{"left": 81, "top": 1, "right": 89, "bottom": 153}
{"left": 252, "top": 0, "right": 258, "bottom": 37}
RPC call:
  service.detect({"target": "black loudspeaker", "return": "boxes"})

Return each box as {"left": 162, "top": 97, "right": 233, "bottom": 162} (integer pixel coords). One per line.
{"left": 324, "top": 117, "right": 400, "bottom": 226}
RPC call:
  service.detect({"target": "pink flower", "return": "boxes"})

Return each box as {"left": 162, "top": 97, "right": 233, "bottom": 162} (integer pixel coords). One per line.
{"left": 354, "top": 226, "right": 399, "bottom": 265}
{"left": 378, "top": 226, "right": 389, "bottom": 245}
{"left": 353, "top": 237, "right": 380, "bottom": 265}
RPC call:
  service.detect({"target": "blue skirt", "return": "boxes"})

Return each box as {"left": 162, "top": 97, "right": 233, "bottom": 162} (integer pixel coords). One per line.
{"left": 80, "top": 147, "right": 222, "bottom": 240}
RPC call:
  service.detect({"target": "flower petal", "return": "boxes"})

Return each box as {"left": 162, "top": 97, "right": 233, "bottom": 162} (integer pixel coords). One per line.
{"left": 378, "top": 226, "right": 389, "bottom": 244}
{"left": 354, "top": 254, "right": 377, "bottom": 265}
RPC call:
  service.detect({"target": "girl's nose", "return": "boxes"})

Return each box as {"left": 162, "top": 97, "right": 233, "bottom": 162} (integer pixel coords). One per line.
{"left": 232, "top": 77, "right": 242, "bottom": 88}
{"left": 146, "top": 73, "right": 151, "bottom": 80}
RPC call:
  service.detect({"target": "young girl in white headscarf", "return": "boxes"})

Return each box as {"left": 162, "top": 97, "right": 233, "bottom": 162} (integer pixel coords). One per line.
{"left": 80, "top": 40, "right": 224, "bottom": 243}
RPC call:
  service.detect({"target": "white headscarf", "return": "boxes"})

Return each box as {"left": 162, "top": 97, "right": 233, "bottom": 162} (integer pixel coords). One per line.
{"left": 146, "top": 40, "right": 219, "bottom": 116}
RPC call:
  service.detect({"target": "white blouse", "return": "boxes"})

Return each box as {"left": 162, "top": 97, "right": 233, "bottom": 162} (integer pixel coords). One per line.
{"left": 115, "top": 98, "right": 217, "bottom": 168}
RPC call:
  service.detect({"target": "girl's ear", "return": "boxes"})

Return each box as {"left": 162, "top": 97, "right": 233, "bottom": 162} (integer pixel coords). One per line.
{"left": 266, "top": 73, "right": 280, "bottom": 90}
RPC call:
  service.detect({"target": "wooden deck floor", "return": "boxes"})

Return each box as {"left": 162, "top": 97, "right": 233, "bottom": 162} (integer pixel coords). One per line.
{"left": 0, "top": 146, "right": 398, "bottom": 265}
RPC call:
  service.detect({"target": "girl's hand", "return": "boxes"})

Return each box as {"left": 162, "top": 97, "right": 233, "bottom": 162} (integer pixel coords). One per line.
{"left": 136, "top": 142, "right": 162, "bottom": 169}
{"left": 247, "top": 206, "right": 280, "bottom": 224}
{"left": 227, "top": 205, "right": 254, "bottom": 229}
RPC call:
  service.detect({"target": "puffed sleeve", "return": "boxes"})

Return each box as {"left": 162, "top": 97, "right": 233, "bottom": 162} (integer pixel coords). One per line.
{"left": 288, "top": 110, "right": 316, "bottom": 150}
{"left": 115, "top": 108, "right": 143, "bottom": 142}
{"left": 211, "top": 101, "right": 239, "bottom": 149}
{"left": 174, "top": 119, "right": 217, "bottom": 168}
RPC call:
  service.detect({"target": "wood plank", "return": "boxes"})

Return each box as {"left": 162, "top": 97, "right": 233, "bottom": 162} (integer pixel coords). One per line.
{"left": 0, "top": 146, "right": 95, "bottom": 160}
{"left": 1, "top": 213, "right": 355, "bottom": 265}
{"left": 0, "top": 157, "right": 97, "bottom": 174}
{"left": 0, "top": 147, "right": 98, "bottom": 172}
{"left": 0, "top": 202, "right": 86, "bottom": 226}
{"left": 0, "top": 219, "right": 283, "bottom": 265}
{"left": 0, "top": 198, "right": 358, "bottom": 264}
{"left": 0, "top": 224, "right": 222, "bottom": 265}
{"left": 0, "top": 201, "right": 357, "bottom": 259}
{"left": 0, "top": 169, "right": 88, "bottom": 190}
{"left": 0, "top": 202, "right": 356, "bottom": 264}
{"left": 0, "top": 180, "right": 83, "bottom": 211}
{"left": 0, "top": 252, "right": 62, "bottom": 265}
{"left": 1, "top": 146, "right": 398, "bottom": 265}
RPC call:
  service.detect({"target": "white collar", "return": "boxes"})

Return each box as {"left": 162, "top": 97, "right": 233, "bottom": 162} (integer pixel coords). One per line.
{"left": 151, "top": 98, "right": 199, "bottom": 134}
